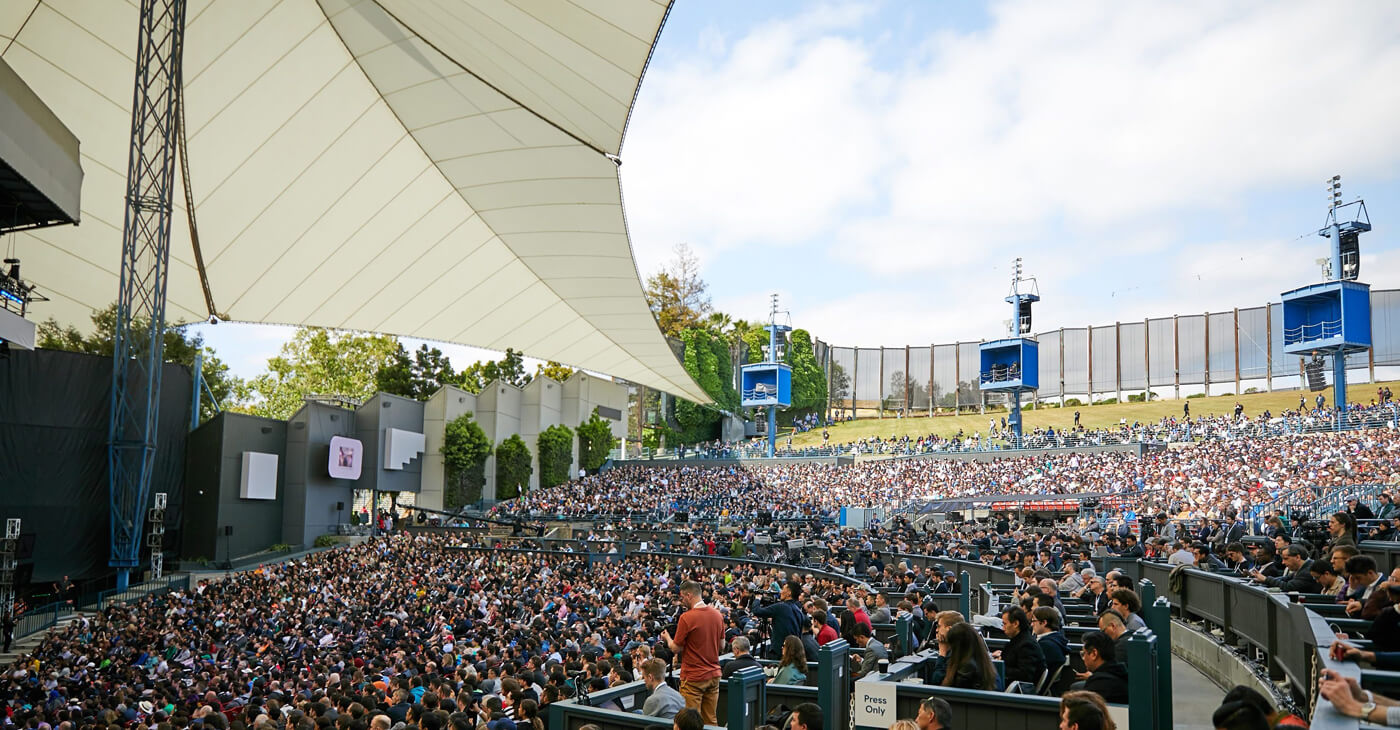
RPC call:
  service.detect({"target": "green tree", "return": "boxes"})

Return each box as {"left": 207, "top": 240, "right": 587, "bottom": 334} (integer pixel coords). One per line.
{"left": 672, "top": 326, "right": 743, "bottom": 443}
{"left": 244, "top": 327, "right": 399, "bottom": 419}
{"left": 785, "top": 329, "right": 827, "bottom": 415}
{"left": 495, "top": 434, "right": 532, "bottom": 500}
{"left": 459, "top": 347, "right": 531, "bottom": 393}
{"left": 376, "top": 343, "right": 459, "bottom": 400}
{"left": 536, "top": 423, "right": 574, "bottom": 488}
{"left": 742, "top": 326, "right": 770, "bottom": 364}
{"left": 36, "top": 304, "right": 246, "bottom": 422}
{"left": 534, "top": 361, "right": 576, "bottom": 382}
{"left": 644, "top": 243, "right": 711, "bottom": 338}
{"left": 441, "top": 412, "right": 492, "bottom": 509}
{"left": 577, "top": 408, "right": 617, "bottom": 471}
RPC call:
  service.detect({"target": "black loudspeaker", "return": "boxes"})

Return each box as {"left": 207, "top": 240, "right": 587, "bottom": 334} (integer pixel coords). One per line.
{"left": 224, "top": 525, "right": 234, "bottom": 536}
{"left": 1306, "top": 358, "right": 1328, "bottom": 392}
{"left": 758, "top": 510, "right": 772, "bottom": 526}
{"left": 336, "top": 502, "right": 345, "bottom": 511}
{"left": 674, "top": 511, "right": 689, "bottom": 523}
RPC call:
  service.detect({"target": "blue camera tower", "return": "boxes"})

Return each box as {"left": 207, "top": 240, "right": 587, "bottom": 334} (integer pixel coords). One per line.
{"left": 741, "top": 295, "right": 792, "bottom": 457}
{"left": 1280, "top": 175, "right": 1372, "bottom": 428}
{"left": 979, "top": 259, "right": 1040, "bottom": 447}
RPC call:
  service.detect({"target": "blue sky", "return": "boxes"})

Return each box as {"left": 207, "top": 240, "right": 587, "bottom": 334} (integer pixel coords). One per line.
{"left": 195, "top": 0, "right": 1400, "bottom": 381}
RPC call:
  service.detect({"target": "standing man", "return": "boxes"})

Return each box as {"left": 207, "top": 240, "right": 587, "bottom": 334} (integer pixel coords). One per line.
{"left": 661, "top": 581, "right": 724, "bottom": 724}
{"left": 754, "top": 581, "right": 806, "bottom": 659}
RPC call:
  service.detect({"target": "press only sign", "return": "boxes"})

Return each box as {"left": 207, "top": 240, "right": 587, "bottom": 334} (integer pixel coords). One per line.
{"left": 853, "top": 680, "right": 898, "bottom": 727}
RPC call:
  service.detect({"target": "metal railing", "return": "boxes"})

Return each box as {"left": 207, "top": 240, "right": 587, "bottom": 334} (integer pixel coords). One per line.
{"left": 12, "top": 600, "right": 74, "bottom": 641}
{"left": 1285, "top": 318, "right": 1345, "bottom": 345}
{"left": 91, "top": 574, "right": 190, "bottom": 611}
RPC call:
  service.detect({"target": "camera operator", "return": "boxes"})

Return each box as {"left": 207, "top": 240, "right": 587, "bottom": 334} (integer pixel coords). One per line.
{"left": 753, "top": 580, "right": 807, "bottom": 659}
{"left": 660, "top": 580, "right": 724, "bottom": 725}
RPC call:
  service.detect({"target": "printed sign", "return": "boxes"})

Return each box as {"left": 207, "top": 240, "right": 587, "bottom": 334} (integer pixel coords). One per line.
{"left": 853, "top": 680, "right": 898, "bottom": 728}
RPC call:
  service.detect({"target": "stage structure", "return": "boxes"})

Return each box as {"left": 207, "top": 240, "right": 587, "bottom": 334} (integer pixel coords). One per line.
{"left": 1280, "top": 175, "right": 1372, "bottom": 429}
{"left": 979, "top": 259, "right": 1040, "bottom": 447}
{"left": 741, "top": 295, "right": 792, "bottom": 457}
{"left": 106, "top": 0, "right": 187, "bottom": 591}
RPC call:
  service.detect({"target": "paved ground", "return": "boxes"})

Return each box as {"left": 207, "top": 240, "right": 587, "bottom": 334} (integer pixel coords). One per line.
{"left": 1172, "top": 653, "right": 1227, "bottom": 730}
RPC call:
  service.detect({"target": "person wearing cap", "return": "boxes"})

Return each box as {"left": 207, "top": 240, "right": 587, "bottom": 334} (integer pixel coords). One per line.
{"left": 937, "top": 572, "right": 958, "bottom": 594}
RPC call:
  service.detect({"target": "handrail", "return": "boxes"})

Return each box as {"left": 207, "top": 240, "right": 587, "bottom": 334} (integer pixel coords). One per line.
{"left": 1136, "top": 559, "right": 1357, "bottom": 728}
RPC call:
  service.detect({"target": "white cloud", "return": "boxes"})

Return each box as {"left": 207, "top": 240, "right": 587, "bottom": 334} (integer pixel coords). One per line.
{"left": 623, "top": 0, "right": 1400, "bottom": 348}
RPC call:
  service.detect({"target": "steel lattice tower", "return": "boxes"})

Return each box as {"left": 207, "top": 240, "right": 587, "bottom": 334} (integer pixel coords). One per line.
{"left": 107, "top": 0, "right": 186, "bottom": 590}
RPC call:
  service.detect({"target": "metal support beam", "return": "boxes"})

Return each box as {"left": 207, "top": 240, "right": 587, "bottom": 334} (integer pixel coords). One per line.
{"left": 107, "top": 0, "right": 187, "bottom": 591}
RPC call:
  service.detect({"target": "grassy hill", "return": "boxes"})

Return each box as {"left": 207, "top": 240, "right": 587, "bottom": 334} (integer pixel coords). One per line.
{"left": 788, "top": 379, "right": 1400, "bottom": 447}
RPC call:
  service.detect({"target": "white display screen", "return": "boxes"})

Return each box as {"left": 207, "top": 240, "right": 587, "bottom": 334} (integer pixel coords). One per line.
{"left": 327, "top": 436, "right": 363, "bottom": 480}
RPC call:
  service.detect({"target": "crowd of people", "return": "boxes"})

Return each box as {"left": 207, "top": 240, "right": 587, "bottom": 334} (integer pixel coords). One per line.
{"left": 499, "top": 428, "right": 1400, "bottom": 530}
{"left": 14, "top": 411, "right": 1400, "bottom": 730}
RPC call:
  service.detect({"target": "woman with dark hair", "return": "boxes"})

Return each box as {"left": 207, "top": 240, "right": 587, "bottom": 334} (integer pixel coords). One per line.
{"left": 771, "top": 635, "right": 807, "bottom": 685}
{"left": 516, "top": 700, "right": 544, "bottom": 730}
{"left": 1331, "top": 512, "right": 1359, "bottom": 551}
{"left": 1212, "top": 684, "right": 1307, "bottom": 730}
{"left": 1060, "top": 690, "right": 1115, "bottom": 730}
{"left": 840, "top": 609, "right": 859, "bottom": 645}
{"left": 939, "top": 623, "right": 997, "bottom": 691}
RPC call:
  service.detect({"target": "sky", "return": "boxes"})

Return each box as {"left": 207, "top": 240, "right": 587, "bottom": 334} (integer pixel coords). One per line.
{"left": 194, "top": 0, "right": 1400, "bottom": 382}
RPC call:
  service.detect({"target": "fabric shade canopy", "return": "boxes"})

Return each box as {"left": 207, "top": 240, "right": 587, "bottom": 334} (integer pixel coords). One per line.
{"left": 0, "top": 0, "right": 710, "bottom": 402}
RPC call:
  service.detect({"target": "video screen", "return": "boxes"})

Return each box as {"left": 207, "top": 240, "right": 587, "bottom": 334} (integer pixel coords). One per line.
{"left": 327, "top": 436, "right": 363, "bottom": 480}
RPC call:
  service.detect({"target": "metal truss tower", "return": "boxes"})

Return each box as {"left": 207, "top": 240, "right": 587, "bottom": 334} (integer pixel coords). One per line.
{"left": 107, "top": 0, "right": 187, "bottom": 590}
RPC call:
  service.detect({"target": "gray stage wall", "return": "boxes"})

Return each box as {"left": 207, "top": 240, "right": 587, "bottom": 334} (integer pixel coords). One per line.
{"left": 283, "top": 401, "right": 357, "bottom": 547}
{"left": 182, "top": 412, "right": 286, "bottom": 562}
{"left": 355, "top": 393, "right": 424, "bottom": 494}
{"left": 0, "top": 348, "right": 188, "bottom": 584}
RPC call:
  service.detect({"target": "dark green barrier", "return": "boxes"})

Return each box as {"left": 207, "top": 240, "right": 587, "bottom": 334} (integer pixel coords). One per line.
{"left": 817, "top": 639, "right": 852, "bottom": 730}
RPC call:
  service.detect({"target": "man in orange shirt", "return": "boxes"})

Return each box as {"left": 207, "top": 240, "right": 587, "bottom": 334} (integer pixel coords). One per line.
{"left": 661, "top": 581, "right": 724, "bottom": 724}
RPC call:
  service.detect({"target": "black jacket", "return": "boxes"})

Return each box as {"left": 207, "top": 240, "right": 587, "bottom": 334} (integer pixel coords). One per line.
{"left": 1263, "top": 561, "right": 1323, "bottom": 594}
{"left": 1037, "top": 631, "right": 1070, "bottom": 671}
{"left": 1002, "top": 630, "right": 1047, "bottom": 685}
{"left": 1083, "top": 590, "right": 1110, "bottom": 615}
{"left": 721, "top": 653, "right": 762, "bottom": 679}
{"left": 754, "top": 600, "right": 806, "bottom": 658}
{"left": 1084, "top": 661, "right": 1130, "bottom": 703}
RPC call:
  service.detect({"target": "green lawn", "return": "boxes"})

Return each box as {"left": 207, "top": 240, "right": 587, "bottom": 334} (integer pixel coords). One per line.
{"left": 789, "top": 379, "right": 1400, "bottom": 447}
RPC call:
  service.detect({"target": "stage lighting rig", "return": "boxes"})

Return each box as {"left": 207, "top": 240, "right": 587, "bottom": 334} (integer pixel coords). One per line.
{"left": 0, "top": 258, "right": 47, "bottom": 352}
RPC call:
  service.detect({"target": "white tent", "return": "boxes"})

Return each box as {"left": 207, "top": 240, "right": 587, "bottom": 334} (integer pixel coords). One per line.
{"left": 0, "top": 0, "right": 710, "bottom": 402}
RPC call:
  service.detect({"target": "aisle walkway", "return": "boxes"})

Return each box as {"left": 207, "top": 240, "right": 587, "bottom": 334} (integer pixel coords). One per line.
{"left": 1172, "top": 653, "right": 1227, "bottom": 730}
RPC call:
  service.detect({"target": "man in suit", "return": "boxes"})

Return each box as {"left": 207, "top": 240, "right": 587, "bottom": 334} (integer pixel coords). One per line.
{"left": 1079, "top": 576, "right": 1111, "bottom": 615}
{"left": 852, "top": 623, "right": 889, "bottom": 679}
{"left": 640, "top": 658, "right": 686, "bottom": 719}
{"left": 1250, "top": 545, "right": 1322, "bottom": 594}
